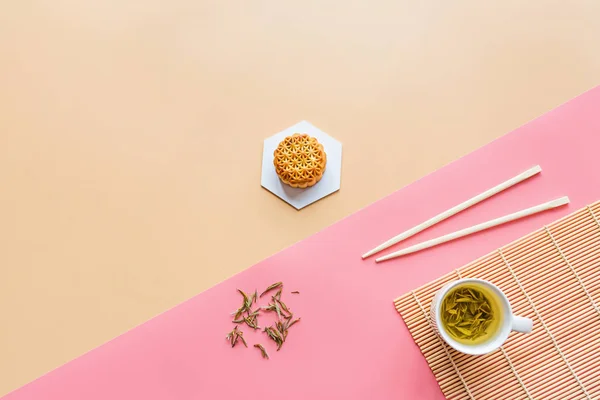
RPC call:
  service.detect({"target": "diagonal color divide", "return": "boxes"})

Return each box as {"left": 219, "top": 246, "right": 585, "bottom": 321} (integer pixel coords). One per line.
{"left": 4, "top": 87, "right": 600, "bottom": 399}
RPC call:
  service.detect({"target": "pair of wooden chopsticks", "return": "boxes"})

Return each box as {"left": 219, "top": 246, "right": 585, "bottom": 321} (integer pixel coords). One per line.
{"left": 363, "top": 165, "right": 569, "bottom": 262}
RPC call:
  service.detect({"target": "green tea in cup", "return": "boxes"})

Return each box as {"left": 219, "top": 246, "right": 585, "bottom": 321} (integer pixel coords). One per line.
{"left": 440, "top": 283, "right": 502, "bottom": 345}
{"left": 430, "top": 278, "right": 533, "bottom": 355}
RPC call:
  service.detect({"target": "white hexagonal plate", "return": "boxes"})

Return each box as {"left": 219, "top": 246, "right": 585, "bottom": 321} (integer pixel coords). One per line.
{"left": 261, "top": 121, "right": 342, "bottom": 210}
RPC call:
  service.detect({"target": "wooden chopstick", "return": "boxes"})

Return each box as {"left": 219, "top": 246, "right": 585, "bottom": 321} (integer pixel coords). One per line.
{"left": 361, "top": 165, "right": 542, "bottom": 259}
{"left": 375, "top": 196, "right": 569, "bottom": 262}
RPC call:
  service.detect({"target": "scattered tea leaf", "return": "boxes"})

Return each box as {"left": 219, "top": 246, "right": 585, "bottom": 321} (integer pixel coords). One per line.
{"left": 238, "top": 289, "right": 250, "bottom": 306}
{"left": 260, "top": 282, "right": 283, "bottom": 298}
{"left": 277, "top": 299, "right": 291, "bottom": 314}
{"left": 288, "top": 318, "right": 301, "bottom": 329}
{"left": 226, "top": 326, "right": 243, "bottom": 348}
{"left": 254, "top": 344, "right": 269, "bottom": 359}
{"left": 227, "top": 282, "right": 301, "bottom": 358}
{"left": 248, "top": 309, "right": 261, "bottom": 317}
{"left": 244, "top": 317, "right": 259, "bottom": 330}
{"left": 273, "top": 299, "right": 282, "bottom": 320}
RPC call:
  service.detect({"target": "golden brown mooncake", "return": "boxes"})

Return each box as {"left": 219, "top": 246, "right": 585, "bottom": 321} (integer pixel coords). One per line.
{"left": 273, "top": 133, "right": 327, "bottom": 188}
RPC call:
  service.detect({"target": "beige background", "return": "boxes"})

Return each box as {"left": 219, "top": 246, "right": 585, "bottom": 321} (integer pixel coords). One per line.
{"left": 1, "top": 0, "right": 599, "bottom": 395}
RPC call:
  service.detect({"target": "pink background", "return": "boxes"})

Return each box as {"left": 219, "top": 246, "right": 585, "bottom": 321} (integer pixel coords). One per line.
{"left": 4, "top": 86, "right": 600, "bottom": 399}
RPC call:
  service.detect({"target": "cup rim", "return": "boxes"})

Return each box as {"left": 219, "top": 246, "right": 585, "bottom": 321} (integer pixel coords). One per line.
{"left": 434, "top": 278, "right": 513, "bottom": 355}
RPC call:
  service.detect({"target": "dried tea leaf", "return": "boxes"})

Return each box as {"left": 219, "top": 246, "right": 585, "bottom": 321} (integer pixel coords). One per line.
{"left": 237, "top": 289, "right": 250, "bottom": 306}
{"left": 248, "top": 309, "right": 261, "bottom": 317}
{"left": 244, "top": 317, "right": 259, "bottom": 330}
{"left": 288, "top": 318, "right": 301, "bottom": 329}
{"left": 277, "top": 299, "right": 291, "bottom": 314}
{"left": 226, "top": 326, "right": 244, "bottom": 347}
{"left": 271, "top": 327, "right": 284, "bottom": 342}
{"left": 273, "top": 300, "right": 282, "bottom": 320}
{"left": 232, "top": 307, "right": 245, "bottom": 320}
{"left": 260, "top": 282, "right": 283, "bottom": 298}
{"left": 254, "top": 344, "right": 269, "bottom": 359}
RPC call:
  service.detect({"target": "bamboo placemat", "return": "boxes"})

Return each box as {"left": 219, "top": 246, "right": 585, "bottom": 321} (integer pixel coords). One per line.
{"left": 394, "top": 201, "right": 600, "bottom": 400}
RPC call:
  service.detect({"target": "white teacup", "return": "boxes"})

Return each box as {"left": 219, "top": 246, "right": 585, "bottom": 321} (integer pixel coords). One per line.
{"left": 430, "top": 278, "right": 533, "bottom": 355}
